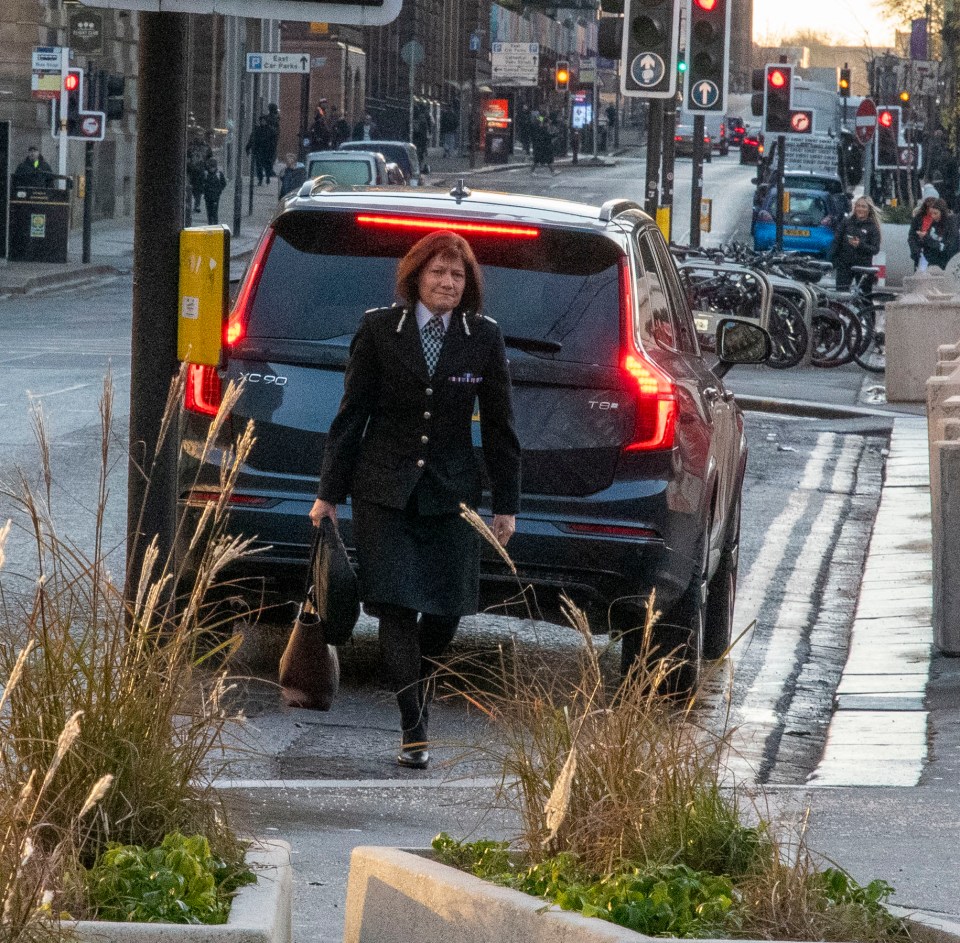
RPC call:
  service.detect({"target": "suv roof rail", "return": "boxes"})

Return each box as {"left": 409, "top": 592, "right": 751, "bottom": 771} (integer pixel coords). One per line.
{"left": 297, "top": 175, "right": 339, "bottom": 199}
{"left": 598, "top": 198, "right": 643, "bottom": 222}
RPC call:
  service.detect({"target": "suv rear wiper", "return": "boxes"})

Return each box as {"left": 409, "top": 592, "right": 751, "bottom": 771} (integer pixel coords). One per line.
{"left": 504, "top": 335, "right": 562, "bottom": 354}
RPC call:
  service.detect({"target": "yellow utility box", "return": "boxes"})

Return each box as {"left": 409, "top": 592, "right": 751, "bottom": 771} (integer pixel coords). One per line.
{"left": 178, "top": 225, "right": 230, "bottom": 366}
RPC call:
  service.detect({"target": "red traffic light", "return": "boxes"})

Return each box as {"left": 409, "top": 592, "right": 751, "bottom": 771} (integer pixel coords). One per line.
{"left": 768, "top": 69, "right": 787, "bottom": 88}
{"left": 64, "top": 72, "right": 80, "bottom": 92}
{"left": 694, "top": 0, "right": 717, "bottom": 8}
{"left": 879, "top": 110, "right": 893, "bottom": 128}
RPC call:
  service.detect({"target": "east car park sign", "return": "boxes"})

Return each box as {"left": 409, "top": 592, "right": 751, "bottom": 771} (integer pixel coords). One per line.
{"left": 69, "top": 0, "right": 401, "bottom": 24}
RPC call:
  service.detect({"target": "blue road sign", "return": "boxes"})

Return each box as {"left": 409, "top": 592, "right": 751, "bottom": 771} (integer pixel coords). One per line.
{"left": 690, "top": 79, "right": 720, "bottom": 109}
{"left": 629, "top": 52, "right": 666, "bottom": 89}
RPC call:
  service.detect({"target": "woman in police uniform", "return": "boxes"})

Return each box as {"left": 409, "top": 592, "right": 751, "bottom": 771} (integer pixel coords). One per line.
{"left": 309, "top": 231, "right": 521, "bottom": 770}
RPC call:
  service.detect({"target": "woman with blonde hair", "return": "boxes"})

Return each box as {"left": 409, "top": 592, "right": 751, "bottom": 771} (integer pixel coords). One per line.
{"left": 833, "top": 195, "right": 882, "bottom": 292}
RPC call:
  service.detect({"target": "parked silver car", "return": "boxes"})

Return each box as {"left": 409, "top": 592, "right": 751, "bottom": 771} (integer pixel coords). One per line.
{"left": 304, "top": 150, "right": 392, "bottom": 186}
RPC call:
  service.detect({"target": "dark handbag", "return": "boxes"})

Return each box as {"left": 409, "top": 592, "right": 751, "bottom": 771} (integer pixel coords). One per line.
{"left": 310, "top": 516, "right": 360, "bottom": 646}
{"left": 278, "top": 518, "right": 358, "bottom": 710}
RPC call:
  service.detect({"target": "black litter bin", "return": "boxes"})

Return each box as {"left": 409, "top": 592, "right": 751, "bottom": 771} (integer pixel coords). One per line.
{"left": 484, "top": 130, "right": 511, "bottom": 165}
{"left": 8, "top": 184, "right": 71, "bottom": 263}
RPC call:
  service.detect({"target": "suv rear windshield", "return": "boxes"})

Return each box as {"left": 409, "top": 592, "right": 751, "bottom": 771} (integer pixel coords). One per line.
{"left": 306, "top": 159, "right": 374, "bottom": 185}
{"left": 246, "top": 209, "right": 624, "bottom": 366}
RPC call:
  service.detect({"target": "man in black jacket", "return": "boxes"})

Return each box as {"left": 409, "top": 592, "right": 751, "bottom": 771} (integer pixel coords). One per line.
{"left": 12, "top": 146, "right": 53, "bottom": 187}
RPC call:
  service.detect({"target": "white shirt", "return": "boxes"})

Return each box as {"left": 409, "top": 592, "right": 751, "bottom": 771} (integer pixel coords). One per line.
{"left": 415, "top": 302, "right": 451, "bottom": 333}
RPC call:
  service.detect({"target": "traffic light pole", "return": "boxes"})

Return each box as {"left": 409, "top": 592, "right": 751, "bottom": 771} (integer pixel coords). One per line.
{"left": 82, "top": 59, "right": 95, "bottom": 265}
{"left": 690, "top": 114, "right": 705, "bottom": 248}
{"left": 660, "top": 94, "right": 677, "bottom": 242}
{"left": 126, "top": 9, "right": 187, "bottom": 605}
{"left": 774, "top": 133, "right": 786, "bottom": 251}
{"left": 233, "top": 36, "right": 246, "bottom": 238}
{"left": 644, "top": 101, "right": 663, "bottom": 216}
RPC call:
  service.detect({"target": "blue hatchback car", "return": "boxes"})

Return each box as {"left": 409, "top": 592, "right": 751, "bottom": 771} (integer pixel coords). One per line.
{"left": 752, "top": 187, "right": 838, "bottom": 258}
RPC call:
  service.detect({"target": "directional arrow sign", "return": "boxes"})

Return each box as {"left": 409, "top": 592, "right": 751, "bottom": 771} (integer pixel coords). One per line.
{"left": 246, "top": 51, "right": 310, "bottom": 73}
{"left": 691, "top": 80, "right": 720, "bottom": 109}
{"left": 630, "top": 53, "right": 666, "bottom": 89}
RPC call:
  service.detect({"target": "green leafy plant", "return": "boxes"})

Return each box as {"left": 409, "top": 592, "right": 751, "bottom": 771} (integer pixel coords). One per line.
{"left": 84, "top": 832, "right": 255, "bottom": 925}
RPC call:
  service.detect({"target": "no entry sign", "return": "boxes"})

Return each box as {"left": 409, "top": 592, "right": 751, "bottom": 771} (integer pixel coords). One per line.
{"left": 855, "top": 98, "right": 878, "bottom": 144}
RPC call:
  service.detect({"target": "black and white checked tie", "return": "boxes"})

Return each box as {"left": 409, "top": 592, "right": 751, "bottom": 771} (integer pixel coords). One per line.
{"left": 420, "top": 314, "right": 445, "bottom": 376}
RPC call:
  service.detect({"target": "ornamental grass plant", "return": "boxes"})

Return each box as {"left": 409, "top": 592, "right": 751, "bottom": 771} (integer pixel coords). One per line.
{"left": 440, "top": 516, "right": 928, "bottom": 941}
{"left": 0, "top": 368, "right": 258, "bottom": 934}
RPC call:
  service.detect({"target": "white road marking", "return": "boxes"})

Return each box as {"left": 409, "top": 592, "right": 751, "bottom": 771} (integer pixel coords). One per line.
{"left": 726, "top": 435, "right": 861, "bottom": 783}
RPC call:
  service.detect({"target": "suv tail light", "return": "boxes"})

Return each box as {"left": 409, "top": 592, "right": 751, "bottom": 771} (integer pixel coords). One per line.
{"left": 619, "top": 258, "right": 677, "bottom": 452}
{"left": 224, "top": 227, "right": 276, "bottom": 347}
{"left": 185, "top": 363, "right": 222, "bottom": 416}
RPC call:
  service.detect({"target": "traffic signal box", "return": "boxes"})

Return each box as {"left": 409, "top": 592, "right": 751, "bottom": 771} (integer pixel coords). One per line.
{"left": 764, "top": 65, "right": 792, "bottom": 133}
{"left": 621, "top": 0, "right": 682, "bottom": 98}
{"left": 839, "top": 67, "right": 851, "bottom": 97}
{"left": 876, "top": 106, "right": 900, "bottom": 169}
{"left": 59, "top": 68, "right": 84, "bottom": 137}
{"left": 555, "top": 61, "right": 570, "bottom": 92}
{"left": 684, "top": 0, "right": 731, "bottom": 112}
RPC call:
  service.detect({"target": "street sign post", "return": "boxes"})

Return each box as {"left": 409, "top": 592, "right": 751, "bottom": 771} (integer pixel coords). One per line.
{"left": 854, "top": 98, "right": 878, "bottom": 145}
{"left": 491, "top": 42, "right": 539, "bottom": 87}
{"left": 59, "top": 0, "right": 402, "bottom": 24}
{"left": 245, "top": 51, "right": 310, "bottom": 73}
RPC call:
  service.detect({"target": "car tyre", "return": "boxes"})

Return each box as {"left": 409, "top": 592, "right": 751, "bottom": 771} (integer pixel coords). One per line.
{"left": 620, "top": 537, "right": 707, "bottom": 696}
{"left": 703, "top": 497, "right": 740, "bottom": 660}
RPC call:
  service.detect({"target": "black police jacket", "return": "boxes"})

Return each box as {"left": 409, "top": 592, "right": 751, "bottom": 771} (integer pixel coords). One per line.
{"left": 318, "top": 305, "right": 521, "bottom": 517}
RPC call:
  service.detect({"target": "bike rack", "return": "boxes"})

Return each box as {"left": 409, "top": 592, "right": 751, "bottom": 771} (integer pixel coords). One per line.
{"left": 765, "top": 275, "right": 817, "bottom": 367}
{"left": 677, "top": 260, "right": 774, "bottom": 352}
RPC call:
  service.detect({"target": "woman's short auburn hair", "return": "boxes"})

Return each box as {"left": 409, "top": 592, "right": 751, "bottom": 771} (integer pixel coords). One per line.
{"left": 395, "top": 231, "right": 484, "bottom": 312}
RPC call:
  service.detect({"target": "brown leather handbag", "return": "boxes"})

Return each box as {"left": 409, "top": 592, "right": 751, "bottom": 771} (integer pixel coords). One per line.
{"left": 278, "top": 519, "right": 357, "bottom": 710}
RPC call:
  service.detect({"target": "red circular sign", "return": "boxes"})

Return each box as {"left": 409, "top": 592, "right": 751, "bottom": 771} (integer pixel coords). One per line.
{"left": 791, "top": 111, "right": 810, "bottom": 133}
{"left": 855, "top": 98, "right": 878, "bottom": 144}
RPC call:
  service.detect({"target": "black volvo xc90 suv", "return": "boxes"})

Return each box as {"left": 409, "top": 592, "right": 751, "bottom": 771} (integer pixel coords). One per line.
{"left": 178, "top": 182, "right": 769, "bottom": 690}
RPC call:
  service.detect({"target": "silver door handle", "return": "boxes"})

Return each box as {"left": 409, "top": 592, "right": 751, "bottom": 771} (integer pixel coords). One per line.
{"left": 703, "top": 387, "right": 720, "bottom": 401}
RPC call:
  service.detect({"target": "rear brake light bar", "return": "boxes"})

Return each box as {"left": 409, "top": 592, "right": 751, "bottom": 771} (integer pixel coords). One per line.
{"left": 356, "top": 214, "right": 540, "bottom": 238}
{"left": 185, "top": 489, "right": 274, "bottom": 507}
{"left": 563, "top": 522, "right": 660, "bottom": 539}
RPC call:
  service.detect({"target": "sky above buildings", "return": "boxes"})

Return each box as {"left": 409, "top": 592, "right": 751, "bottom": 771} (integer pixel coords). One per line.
{"left": 753, "top": 0, "right": 900, "bottom": 48}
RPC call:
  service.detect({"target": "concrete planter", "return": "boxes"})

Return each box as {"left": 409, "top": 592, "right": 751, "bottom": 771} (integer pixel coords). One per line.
{"left": 343, "top": 846, "right": 960, "bottom": 943}
{"left": 68, "top": 839, "right": 292, "bottom": 943}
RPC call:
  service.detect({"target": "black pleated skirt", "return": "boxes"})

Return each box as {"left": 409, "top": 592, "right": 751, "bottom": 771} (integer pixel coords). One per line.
{"left": 352, "top": 496, "right": 481, "bottom": 619}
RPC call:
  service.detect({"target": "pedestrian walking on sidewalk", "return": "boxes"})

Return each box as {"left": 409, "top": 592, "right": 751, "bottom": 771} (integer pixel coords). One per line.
{"left": 530, "top": 114, "right": 557, "bottom": 175}
{"left": 201, "top": 157, "right": 227, "bottom": 225}
{"left": 246, "top": 116, "right": 274, "bottom": 186}
{"left": 186, "top": 136, "right": 211, "bottom": 213}
{"left": 309, "top": 231, "right": 521, "bottom": 771}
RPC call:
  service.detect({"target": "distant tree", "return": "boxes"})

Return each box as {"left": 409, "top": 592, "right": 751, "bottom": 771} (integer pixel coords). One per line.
{"left": 877, "top": 0, "right": 942, "bottom": 34}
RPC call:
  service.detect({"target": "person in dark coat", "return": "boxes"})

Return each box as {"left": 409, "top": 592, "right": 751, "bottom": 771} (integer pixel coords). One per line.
{"left": 310, "top": 231, "right": 522, "bottom": 770}
{"left": 12, "top": 146, "right": 53, "bottom": 187}
{"left": 530, "top": 114, "right": 557, "bottom": 175}
{"left": 310, "top": 105, "right": 330, "bottom": 150}
{"left": 245, "top": 116, "right": 274, "bottom": 185}
{"left": 186, "top": 135, "right": 212, "bottom": 213}
{"left": 910, "top": 196, "right": 959, "bottom": 271}
{"left": 278, "top": 152, "right": 306, "bottom": 199}
{"left": 201, "top": 157, "right": 227, "bottom": 225}
{"left": 833, "top": 196, "right": 882, "bottom": 292}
